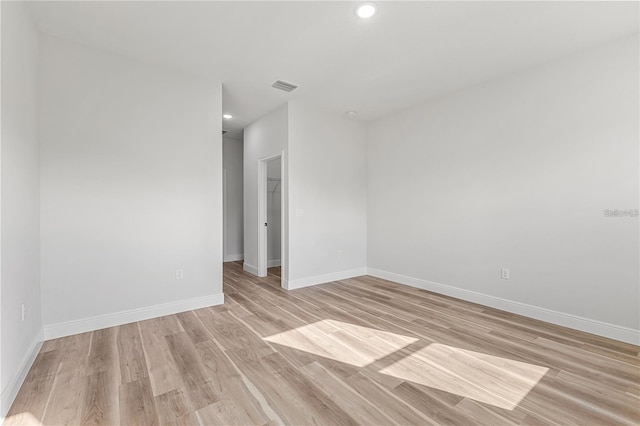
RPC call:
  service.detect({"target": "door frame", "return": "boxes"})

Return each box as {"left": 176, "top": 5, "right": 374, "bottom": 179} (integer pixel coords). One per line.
{"left": 223, "top": 168, "right": 227, "bottom": 260}
{"left": 257, "top": 152, "right": 285, "bottom": 282}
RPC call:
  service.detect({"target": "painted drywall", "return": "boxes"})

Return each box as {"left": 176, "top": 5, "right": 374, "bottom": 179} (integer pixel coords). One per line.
{"left": 367, "top": 35, "right": 639, "bottom": 335}
{"left": 287, "top": 101, "right": 367, "bottom": 289}
{"left": 267, "top": 157, "right": 281, "bottom": 266}
{"left": 243, "top": 104, "right": 288, "bottom": 278}
{"left": 223, "top": 136, "right": 244, "bottom": 261}
{"left": 39, "top": 36, "right": 223, "bottom": 332}
{"left": 0, "top": 1, "right": 44, "bottom": 415}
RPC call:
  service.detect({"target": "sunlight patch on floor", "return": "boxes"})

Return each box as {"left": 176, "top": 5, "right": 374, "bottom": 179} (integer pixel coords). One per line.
{"left": 379, "top": 343, "right": 548, "bottom": 410}
{"left": 3, "top": 411, "right": 43, "bottom": 426}
{"left": 263, "top": 319, "right": 418, "bottom": 367}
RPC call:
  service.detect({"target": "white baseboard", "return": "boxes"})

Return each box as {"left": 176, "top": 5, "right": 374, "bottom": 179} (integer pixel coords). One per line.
{"left": 1, "top": 330, "right": 44, "bottom": 419}
{"left": 366, "top": 268, "right": 640, "bottom": 345}
{"left": 243, "top": 262, "right": 258, "bottom": 276}
{"left": 224, "top": 254, "right": 244, "bottom": 262}
{"left": 284, "top": 268, "right": 367, "bottom": 291}
{"left": 43, "top": 293, "right": 224, "bottom": 340}
{"left": 267, "top": 259, "right": 281, "bottom": 268}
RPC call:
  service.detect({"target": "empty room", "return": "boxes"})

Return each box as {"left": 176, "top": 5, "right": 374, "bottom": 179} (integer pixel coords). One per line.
{"left": 1, "top": 1, "right": 638, "bottom": 425}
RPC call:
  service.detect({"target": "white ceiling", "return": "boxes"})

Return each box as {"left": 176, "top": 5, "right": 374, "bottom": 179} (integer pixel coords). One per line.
{"left": 27, "top": 1, "right": 639, "bottom": 138}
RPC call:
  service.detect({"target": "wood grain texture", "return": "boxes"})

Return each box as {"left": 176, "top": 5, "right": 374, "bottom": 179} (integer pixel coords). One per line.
{"left": 118, "top": 323, "right": 149, "bottom": 384}
{"left": 119, "top": 377, "right": 158, "bottom": 426}
{"left": 79, "top": 371, "right": 119, "bottom": 425}
{"left": 5, "top": 261, "right": 640, "bottom": 425}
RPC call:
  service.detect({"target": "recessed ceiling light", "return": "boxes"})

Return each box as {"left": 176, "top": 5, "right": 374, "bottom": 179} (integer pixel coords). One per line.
{"left": 223, "top": 114, "right": 233, "bottom": 119}
{"left": 356, "top": 2, "right": 377, "bottom": 18}
{"left": 347, "top": 111, "right": 358, "bottom": 116}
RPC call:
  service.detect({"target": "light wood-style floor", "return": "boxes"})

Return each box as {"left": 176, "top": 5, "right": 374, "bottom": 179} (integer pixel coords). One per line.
{"left": 5, "top": 261, "right": 640, "bottom": 425}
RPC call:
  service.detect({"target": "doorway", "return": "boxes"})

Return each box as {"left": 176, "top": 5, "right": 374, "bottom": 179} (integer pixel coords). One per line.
{"left": 257, "top": 153, "right": 284, "bottom": 284}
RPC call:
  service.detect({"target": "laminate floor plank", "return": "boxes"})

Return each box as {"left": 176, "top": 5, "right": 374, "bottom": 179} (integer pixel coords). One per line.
{"left": 488, "top": 330, "right": 636, "bottom": 390}
{"left": 164, "top": 332, "right": 219, "bottom": 411}
{"left": 226, "top": 282, "right": 325, "bottom": 326}
{"left": 5, "top": 350, "right": 60, "bottom": 421}
{"left": 516, "top": 377, "right": 627, "bottom": 425}
{"left": 41, "top": 368, "right": 86, "bottom": 426}
{"left": 194, "top": 339, "right": 275, "bottom": 424}
{"left": 221, "top": 352, "right": 321, "bottom": 426}
{"left": 55, "top": 331, "right": 93, "bottom": 375}
{"left": 546, "top": 371, "right": 639, "bottom": 423}
{"left": 299, "top": 361, "right": 397, "bottom": 425}
{"left": 79, "top": 370, "right": 120, "bottom": 426}
{"left": 389, "top": 381, "right": 469, "bottom": 424}
{"left": 5, "top": 260, "right": 639, "bottom": 425}
{"left": 80, "top": 331, "right": 121, "bottom": 425}
{"left": 312, "top": 287, "right": 431, "bottom": 338}
{"left": 154, "top": 388, "right": 197, "bottom": 426}
{"left": 200, "top": 312, "right": 275, "bottom": 363}
{"left": 119, "top": 377, "right": 159, "bottom": 426}
{"left": 257, "top": 352, "right": 359, "bottom": 426}
{"left": 118, "top": 323, "right": 149, "bottom": 384}
{"left": 138, "top": 319, "right": 186, "bottom": 397}
{"left": 453, "top": 398, "right": 519, "bottom": 426}
{"left": 176, "top": 312, "right": 212, "bottom": 345}
{"left": 344, "top": 372, "right": 439, "bottom": 426}
{"left": 86, "top": 328, "right": 119, "bottom": 376}
{"left": 196, "top": 399, "right": 258, "bottom": 426}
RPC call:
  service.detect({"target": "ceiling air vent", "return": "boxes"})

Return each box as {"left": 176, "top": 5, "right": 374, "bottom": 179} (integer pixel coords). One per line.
{"left": 271, "top": 80, "right": 298, "bottom": 92}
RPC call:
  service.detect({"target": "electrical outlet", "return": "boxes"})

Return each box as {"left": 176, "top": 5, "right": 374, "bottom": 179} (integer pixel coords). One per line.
{"left": 337, "top": 249, "right": 343, "bottom": 258}
{"left": 21, "top": 303, "right": 26, "bottom": 321}
{"left": 175, "top": 269, "right": 184, "bottom": 280}
{"left": 501, "top": 268, "right": 510, "bottom": 280}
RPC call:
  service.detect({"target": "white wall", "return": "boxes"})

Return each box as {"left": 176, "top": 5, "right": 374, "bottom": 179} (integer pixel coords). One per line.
{"left": 243, "top": 104, "right": 288, "bottom": 278}
{"left": 367, "top": 35, "right": 639, "bottom": 342}
{"left": 0, "top": 2, "right": 44, "bottom": 416}
{"left": 223, "top": 136, "right": 244, "bottom": 262}
{"left": 39, "top": 36, "right": 223, "bottom": 338}
{"left": 267, "top": 157, "right": 281, "bottom": 266}
{"left": 287, "top": 101, "right": 367, "bottom": 289}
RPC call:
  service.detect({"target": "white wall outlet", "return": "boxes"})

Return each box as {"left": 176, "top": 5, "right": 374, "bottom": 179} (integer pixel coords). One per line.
{"left": 337, "top": 249, "right": 343, "bottom": 258}
{"left": 501, "top": 268, "right": 510, "bottom": 280}
{"left": 175, "top": 269, "right": 184, "bottom": 280}
{"left": 296, "top": 208, "right": 304, "bottom": 217}
{"left": 21, "top": 303, "right": 26, "bottom": 321}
